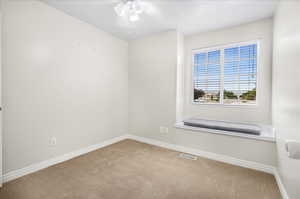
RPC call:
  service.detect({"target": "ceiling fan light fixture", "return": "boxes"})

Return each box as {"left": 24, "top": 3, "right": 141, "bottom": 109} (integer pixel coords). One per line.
{"left": 132, "top": 0, "right": 143, "bottom": 14}
{"left": 114, "top": 2, "right": 126, "bottom": 17}
{"left": 114, "top": 0, "right": 143, "bottom": 22}
{"left": 129, "top": 13, "right": 139, "bottom": 22}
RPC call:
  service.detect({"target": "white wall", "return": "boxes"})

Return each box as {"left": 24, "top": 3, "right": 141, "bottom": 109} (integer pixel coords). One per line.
{"left": 2, "top": 0, "right": 128, "bottom": 174}
{"left": 273, "top": 1, "right": 300, "bottom": 198}
{"left": 0, "top": 1, "right": 2, "bottom": 184}
{"left": 128, "top": 24, "right": 277, "bottom": 166}
{"left": 129, "top": 31, "right": 178, "bottom": 143}
{"left": 176, "top": 32, "right": 185, "bottom": 121}
{"left": 184, "top": 18, "right": 273, "bottom": 124}
{"left": 1, "top": 0, "right": 278, "bottom": 179}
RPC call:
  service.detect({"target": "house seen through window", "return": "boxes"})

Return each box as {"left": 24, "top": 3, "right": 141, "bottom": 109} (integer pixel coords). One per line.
{"left": 193, "top": 41, "right": 258, "bottom": 105}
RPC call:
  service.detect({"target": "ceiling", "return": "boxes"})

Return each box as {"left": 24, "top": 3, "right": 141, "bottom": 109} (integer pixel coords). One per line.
{"left": 43, "top": 0, "right": 278, "bottom": 40}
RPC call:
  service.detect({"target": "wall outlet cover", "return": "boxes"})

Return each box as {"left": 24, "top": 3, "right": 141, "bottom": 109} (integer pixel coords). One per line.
{"left": 50, "top": 137, "right": 57, "bottom": 146}
{"left": 160, "top": 127, "right": 168, "bottom": 134}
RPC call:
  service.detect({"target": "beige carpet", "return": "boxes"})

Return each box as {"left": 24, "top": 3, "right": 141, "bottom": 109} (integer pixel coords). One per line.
{"left": 0, "top": 139, "right": 281, "bottom": 199}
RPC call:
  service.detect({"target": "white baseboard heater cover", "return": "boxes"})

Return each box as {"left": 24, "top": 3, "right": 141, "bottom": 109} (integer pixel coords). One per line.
{"left": 183, "top": 118, "right": 261, "bottom": 135}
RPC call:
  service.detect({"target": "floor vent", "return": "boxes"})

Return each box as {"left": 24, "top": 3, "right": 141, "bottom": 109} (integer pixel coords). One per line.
{"left": 179, "top": 153, "right": 198, "bottom": 160}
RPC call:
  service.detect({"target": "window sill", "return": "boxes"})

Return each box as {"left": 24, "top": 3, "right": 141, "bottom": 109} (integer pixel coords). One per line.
{"left": 174, "top": 121, "right": 276, "bottom": 143}
{"left": 191, "top": 102, "right": 258, "bottom": 108}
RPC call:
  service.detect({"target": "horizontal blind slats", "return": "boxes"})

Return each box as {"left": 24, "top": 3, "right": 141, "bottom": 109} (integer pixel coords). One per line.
{"left": 223, "top": 44, "right": 257, "bottom": 104}
{"left": 194, "top": 50, "right": 221, "bottom": 103}
{"left": 193, "top": 42, "right": 257, "bottom": 104}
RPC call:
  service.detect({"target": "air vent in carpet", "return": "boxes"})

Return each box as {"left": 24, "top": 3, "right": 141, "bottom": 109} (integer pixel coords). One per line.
{"left": 179, "top": 153, "right": 198, "bottom": 160}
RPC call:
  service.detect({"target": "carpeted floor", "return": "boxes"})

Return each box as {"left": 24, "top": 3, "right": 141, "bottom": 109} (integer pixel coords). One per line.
{"left": 0, "top": 139, "right": 281, "bottom": 199}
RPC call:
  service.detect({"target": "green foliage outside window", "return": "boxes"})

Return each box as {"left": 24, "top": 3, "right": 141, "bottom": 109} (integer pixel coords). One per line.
{"left": 240, "top": 88, "right": 256, "bottom": 100}
{"left": 194, "top": 89, "right": 205, "bottom": 100}
{"left": 224, "top": 90, "right": 238, "bottom": 99}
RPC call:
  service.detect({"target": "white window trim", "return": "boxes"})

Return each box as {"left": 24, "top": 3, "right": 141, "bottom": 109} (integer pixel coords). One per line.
{"left": 191, "top": 40, "right": 260, "bottom": 107}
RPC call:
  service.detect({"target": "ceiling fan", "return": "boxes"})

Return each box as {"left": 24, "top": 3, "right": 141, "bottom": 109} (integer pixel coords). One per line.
{"left": 114, "top": 0, "right": 144, "bottom": 22}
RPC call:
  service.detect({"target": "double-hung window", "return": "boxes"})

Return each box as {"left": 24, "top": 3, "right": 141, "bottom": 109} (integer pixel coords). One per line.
{"left": 193, "top": 41, "right": 258, "bottom": 105}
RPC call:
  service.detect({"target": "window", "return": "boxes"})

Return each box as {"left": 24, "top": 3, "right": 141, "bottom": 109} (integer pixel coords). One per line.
{"left": 193, "top": 41, "right": 258, "bottom": 105}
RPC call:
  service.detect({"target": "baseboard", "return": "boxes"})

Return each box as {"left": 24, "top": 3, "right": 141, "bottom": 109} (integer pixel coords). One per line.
{"left": 2, "top": 134, "right": 289, "bottom": 199}
{"left": 126, "top": 135, "right": 290, "bottom": 199}
{"left": 126, "top": 135, "right": 275, "bottom": 174}
{"left": 274, "top": 169, "right": 290, "bottom": 199}
{"left": 2, "top": 135, "right": 127, "bottom": 183}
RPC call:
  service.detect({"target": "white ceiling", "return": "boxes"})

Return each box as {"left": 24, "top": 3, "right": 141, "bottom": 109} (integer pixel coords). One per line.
{"left": 43, "top": 0, "right": 278, "bottom": 40}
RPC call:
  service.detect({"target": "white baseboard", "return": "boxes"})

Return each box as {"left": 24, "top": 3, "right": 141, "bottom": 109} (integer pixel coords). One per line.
{"left": 274, "top": 169, "right": 290, "bottom": 199}
{"left": 2, "top": 135, "right": 127, "bottom": 183}
{"left": 1, "top": 134, "right": 289, "bottom": 199}
{"left": 126, "top": 135, "right": 289, "bottom": 199}
{"left": 126, "top": 135, "right": 275, "bottom": 174}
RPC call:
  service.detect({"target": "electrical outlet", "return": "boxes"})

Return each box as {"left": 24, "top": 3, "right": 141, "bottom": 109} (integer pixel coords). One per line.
{"left": 165, "top": 127, "right": 168, "bottom": 133}
{"left": 50, "top": 137, "right": 57, "bottom": 146}
{"left": 160, "top": 127, "right": 164, "bottom": 133}
{"left": 160, "top": 126, "right": 168, "bottom": 134}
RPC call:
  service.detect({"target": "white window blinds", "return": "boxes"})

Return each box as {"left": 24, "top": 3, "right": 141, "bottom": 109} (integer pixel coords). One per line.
{"left": 193, "top": 41, "right": 258, "bottom": 105}
{"left": 194, "top": 50, "right": 221, "bottom": 104}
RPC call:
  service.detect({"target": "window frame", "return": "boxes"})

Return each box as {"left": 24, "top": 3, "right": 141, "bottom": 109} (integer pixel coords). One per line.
{"left": 191, "top": 40, "right": 260, "bottom": 107}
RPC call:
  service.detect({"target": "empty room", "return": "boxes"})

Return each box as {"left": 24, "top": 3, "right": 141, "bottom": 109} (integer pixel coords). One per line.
{"left": 0, "top": 0, "right": 300, "bottom": 198}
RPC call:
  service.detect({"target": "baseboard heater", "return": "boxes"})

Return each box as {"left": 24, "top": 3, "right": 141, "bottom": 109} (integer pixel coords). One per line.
{"left": 183, "top": 118, "right": 261, "bottom": 135}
